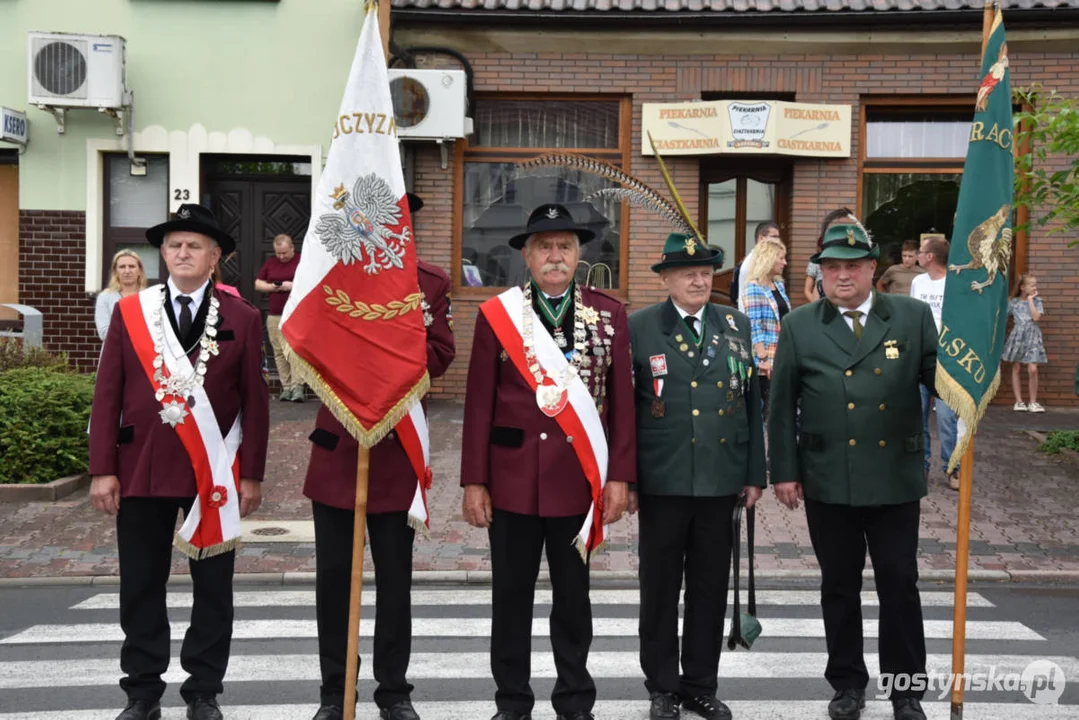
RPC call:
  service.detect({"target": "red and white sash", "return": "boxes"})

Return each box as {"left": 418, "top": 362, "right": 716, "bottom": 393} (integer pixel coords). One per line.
{"left": 119, "top": 287, "right": 243, "bottom": 559}
{"left": 480, "top": 287, "right": 609, "bottom": 559}
{"left": 394, "top": 403, "right": 432, "bottom": 534}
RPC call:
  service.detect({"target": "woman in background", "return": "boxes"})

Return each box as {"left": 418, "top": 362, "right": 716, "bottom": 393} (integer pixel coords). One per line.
{"left": 742, "top": 239, "right": 790, "bottom": 415}
{"left": 95, "top": 250, "right": 148, "bottom": 342}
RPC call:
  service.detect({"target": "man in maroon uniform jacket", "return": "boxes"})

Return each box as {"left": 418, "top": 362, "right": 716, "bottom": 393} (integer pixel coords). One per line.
{"left": 89, "top": 204, "right": 270, "bottom": 720}
{"left": 303, "top": 194, "right": 456, "bottom": 720}
{"left": 461, "top": 204, "right": 635, "bottom": 720}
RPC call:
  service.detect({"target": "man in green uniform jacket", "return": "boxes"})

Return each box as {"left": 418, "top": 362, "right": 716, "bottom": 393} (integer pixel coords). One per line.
{"left": 629, "top": 233, "right": 767, "bottom": 720}
{"left": 768, "top": 222, "right": 937, "bottom": 720}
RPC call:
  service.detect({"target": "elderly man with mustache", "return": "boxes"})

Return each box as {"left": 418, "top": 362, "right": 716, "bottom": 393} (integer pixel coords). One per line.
{"left": 461, "top": 203, "right": 635, "bottom": 720}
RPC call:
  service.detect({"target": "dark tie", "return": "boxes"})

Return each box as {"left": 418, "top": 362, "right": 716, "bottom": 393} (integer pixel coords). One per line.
{"left": 686, "top": 316, "right": 700, "bottom": 335}
{"left": 843, "top": 310, "right": 864, "bottom": 340}
{"left": 177, "top": 295, "right": 193, "bottom": 341}
{"left": 548, "top": 295, "right": 564, "bottom": 306}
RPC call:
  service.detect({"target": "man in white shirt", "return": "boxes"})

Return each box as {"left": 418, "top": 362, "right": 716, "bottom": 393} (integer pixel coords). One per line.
{"left": 909, "top": 236, "right": 960, "bottom": 490}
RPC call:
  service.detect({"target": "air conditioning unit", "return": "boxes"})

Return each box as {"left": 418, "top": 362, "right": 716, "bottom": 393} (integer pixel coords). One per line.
{"left": 27, "top": 32, "right": 127, "bottom": 109}
{"left": 388, "top": 68, "right": 472, "bottom": 141}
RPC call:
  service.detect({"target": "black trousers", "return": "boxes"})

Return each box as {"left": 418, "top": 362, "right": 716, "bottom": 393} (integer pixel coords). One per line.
{"left": 489, "top": 509, "right": 595, "bottom": 715}
{"left": 804, "top": 498, "right": 927, "bottom": 700}
{"left": 116, "top": 497, "right": 235, "bottom": 703}
{"left": 638, "top": 494, "right": 738, "bottom": 699}
{"left": 313, "top": 502, "right": 416, "bottom": 709}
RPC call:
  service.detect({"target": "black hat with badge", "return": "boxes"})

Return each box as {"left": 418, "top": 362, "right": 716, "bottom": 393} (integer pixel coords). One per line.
{"left": 507, "top": 203, "right": 596, "bottom": 250}
{"left": 146, "top": 203, "right": 237, "bottom": 255}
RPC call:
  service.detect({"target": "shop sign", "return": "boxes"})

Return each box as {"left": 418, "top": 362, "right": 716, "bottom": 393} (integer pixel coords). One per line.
{"left": 642, "top": 100, "right": 851, "bottom": 158}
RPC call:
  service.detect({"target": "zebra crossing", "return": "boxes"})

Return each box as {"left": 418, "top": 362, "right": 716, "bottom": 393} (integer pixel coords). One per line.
{"left": 0, "top": 585, "right": 1074, "bottom": 719}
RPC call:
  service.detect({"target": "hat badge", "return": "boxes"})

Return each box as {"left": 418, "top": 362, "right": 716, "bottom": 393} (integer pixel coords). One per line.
{"left": 684, "top": 237, "right": 697, "bottom": 256}
{"left": 545, "top": 207, "right": 559, "bottom": 220}
{"left": 178, "top": 207, "right": 191, "bottom": 220}
{"left": 847, "top": 228, "right": 856, "bottom": 246}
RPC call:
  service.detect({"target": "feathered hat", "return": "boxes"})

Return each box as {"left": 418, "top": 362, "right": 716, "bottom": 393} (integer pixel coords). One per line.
{"left": 513, "top": 132, "right": 723, "bottom": 271}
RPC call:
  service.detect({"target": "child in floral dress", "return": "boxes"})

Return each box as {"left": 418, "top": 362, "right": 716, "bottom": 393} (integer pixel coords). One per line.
{"left": 1003, "top": 273, "right": 1047, "bottom": 412}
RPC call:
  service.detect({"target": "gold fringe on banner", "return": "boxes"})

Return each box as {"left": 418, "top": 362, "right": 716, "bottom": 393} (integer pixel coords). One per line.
{"left": 407, "top": 513, "right": 430, "bottom": 539}
{"left": 286, "top": 345, "right": 431, "bottom": 450}
{"left": 174, "top": 535, "right": 242, "bottom": 561}
{"left": 935, "top": 364, "right": 1001, "bottom": 474}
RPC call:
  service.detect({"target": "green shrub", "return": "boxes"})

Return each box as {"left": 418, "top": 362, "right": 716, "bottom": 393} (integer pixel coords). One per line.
{"left": 1039, "top": 430, "right": 1079, "bottom": 456}
{"left": 0, "top": 367, "right": 95, "bottom": 484}
{"left": 0, "top": 338, "right": 69, "bottom": 373}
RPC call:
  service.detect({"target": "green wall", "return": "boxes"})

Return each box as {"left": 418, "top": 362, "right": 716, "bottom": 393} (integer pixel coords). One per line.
{"left": 0, "top": 0, "right": 376, "bottom": 209}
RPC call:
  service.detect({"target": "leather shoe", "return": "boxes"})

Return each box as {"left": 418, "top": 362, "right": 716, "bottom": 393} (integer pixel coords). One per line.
{"left": 381, "top": 699, "right": 421, "bottom": 719}
{"left": 828, "top": 689, "right": 866, "bottom": 720}
{"left": 650, "top": 692, "right": 680, "bottom": 719}
{"left": 312, "top": 705, "right": 343, "bottom": 720}
{"left": 892, "top": 698, "right": 926, "bottom": 720}
{"left": 555, "top": 713, "right": 594, "bottom": 720}
{"left": 682, "top": 695, "right": 732, "bottom": 720}
{"left": 491, "top": 713, "right": 531, "bottom": 720}
{"left": 116, "top": 700, "right": 161, "bottom": 720}
{"left": 186, "top": 696, "right": 223, "bottom": 720}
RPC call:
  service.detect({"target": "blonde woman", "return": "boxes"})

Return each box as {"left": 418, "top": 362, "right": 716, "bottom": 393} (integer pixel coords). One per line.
{"left": 95, "top": 249, "right": 148, "bottom": 342}
{"left": 740, "top": 239, "right": 789, "bottom": 413}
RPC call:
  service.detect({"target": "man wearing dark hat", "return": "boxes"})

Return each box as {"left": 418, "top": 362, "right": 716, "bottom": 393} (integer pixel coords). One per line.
{"left": 89, "top": 204, "right": 270, "bottom": 720}
{"left": 768, "top": 222, "right": 936, "bottom": 720}
{"left": 303, "top": 192, "right": 455, "bottom": 720}
{"left": 460, "top": 203, "right": 635, "bottom": 720}
{"left": 628, "top": 232, "right": 766, "bottom": 720}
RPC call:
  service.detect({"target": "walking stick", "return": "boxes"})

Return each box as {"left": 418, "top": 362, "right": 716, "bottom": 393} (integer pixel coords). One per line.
{"left": 343, "top": 447, "right": 371, "bottom": 720}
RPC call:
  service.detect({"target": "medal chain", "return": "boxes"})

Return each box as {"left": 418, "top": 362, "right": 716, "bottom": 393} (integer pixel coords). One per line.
{"left": 522, "top": 282, "right": 587, "bottom": 390}
{"left": 151, "top": 286, "right": 222, "bottom": 404}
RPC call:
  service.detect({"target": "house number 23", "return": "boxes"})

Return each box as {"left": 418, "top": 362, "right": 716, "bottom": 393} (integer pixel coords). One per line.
{"left": 173, "top": 189, "right": 191, "bottom": 201}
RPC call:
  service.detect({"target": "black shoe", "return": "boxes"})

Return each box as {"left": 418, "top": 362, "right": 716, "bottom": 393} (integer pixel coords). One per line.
{"left": 828, "top": 689, "right": 866, "bottom": 720}
{"left": 892, "top": 698, "right": 926, "bottom": 720}
{"left": 186, "top": 696, "right": 223, "bottom": 720}
{"left": 312, "top": 705, "right": 343, "bottom": 720}
{"left": 555, "top": 713, "right": 594, "bottom": 720}
{"left": 116, "top": 700, "right": 161, "bottom": 720}
{"left": 650, "top": 692, "right": 680, "bottom": 719}
{"left": 491, "top": 713, "right": 531, "bottom": 720}
{"left": 682, "top": 695, "right": 732, "bottom": 720}
{"left": 381, "top": 699, "right": 421, "bottom": 720}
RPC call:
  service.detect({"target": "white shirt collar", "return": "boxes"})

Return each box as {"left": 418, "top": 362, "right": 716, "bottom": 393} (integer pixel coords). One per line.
{"left": 672, "top": 302, "right": 705, "bottom": 324}
{"left": 167, "top": 276, "right": 211, "bottom": 316}
{"left": 838, "top": 293, "right": 874, "bottom": 329}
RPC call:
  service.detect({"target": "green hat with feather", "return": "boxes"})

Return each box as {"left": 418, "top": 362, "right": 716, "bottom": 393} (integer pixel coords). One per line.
{"left": 651, "top": 232, "right": 724, "bottom": 272}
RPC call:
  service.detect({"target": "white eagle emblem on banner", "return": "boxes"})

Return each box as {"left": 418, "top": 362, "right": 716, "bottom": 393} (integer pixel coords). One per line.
{"left": 314, "top": 172, "right": 412, "bottom": 274}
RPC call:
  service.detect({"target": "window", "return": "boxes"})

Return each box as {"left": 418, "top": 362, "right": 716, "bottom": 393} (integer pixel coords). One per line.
{"left": 860, "top": 103, "right": 969, "bottom": 269}
{"left": 103, "top": 154, "right": 169, "bottom": 288}
{"left": 456, "top": 97, "right": 630, "bottom": 291}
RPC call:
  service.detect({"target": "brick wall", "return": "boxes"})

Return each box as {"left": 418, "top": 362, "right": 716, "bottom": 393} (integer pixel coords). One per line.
{"left": 18, "top": 211, "right": 99, "bottom": 373}
{"left": 406, "top": 47, "right": 1079, "bottom": 405}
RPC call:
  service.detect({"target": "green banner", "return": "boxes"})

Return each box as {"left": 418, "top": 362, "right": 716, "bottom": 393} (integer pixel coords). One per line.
{"left": 937, "top": 8, "right": 1014, "bottom": 471}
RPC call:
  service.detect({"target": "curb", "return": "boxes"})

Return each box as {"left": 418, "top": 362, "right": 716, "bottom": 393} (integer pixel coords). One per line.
{"left": 3, "top": 567, "right": 1067, "bottom": 588}
{"left": 0, "top": 473, "right": 90, "bottom": 503}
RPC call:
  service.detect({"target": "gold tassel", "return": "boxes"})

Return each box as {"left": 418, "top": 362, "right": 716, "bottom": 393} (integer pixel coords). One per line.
{"left": 173, "top": 535, "right": 241, "bottom": 561}
{"left": 935, "top": 364, "right": 1001, "bottom": 473}
{"left": 285, "top": 346, "right": 431, "bottom": 449}
{"left": 407, "top": 513, "right": 431, "bottom": 540}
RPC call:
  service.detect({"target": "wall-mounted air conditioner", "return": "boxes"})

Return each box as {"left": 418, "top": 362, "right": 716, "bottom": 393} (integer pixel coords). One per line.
{"left": 388, "top": 68, "right": 472, "bottom": 141}
{"left": 28, "top": 32, "right": 127, "bottom": 109}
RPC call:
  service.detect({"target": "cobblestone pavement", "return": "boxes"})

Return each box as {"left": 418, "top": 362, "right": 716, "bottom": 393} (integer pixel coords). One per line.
{"left": 1, "top": 400, "right": 1077, "bottom": 580}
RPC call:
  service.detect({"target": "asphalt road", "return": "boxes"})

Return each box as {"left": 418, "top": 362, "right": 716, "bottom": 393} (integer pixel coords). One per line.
{"left": 0, "top": 580, "right": 1076, "bottom": 719}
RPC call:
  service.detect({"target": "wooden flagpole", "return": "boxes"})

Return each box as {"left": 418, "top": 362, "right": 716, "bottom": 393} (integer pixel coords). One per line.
{"left": 342, "top": 7, "right": 392, "bottom": 720}
{"left": 949, "top": 7, "right": 996, "bottom": 719}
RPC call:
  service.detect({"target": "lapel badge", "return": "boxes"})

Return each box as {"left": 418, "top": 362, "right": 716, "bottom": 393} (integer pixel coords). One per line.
{"left": 580, "top": 305, "right": 600, "bottom": 325}
{"left": 884, "top": 340, "right": 900, "bottom": 360}
{"left": 726, "top": 314, "right": 738, "bottom": 331}
{"left": 651, "top": 399, "right": 666, "bottom": 418}
{"left": 688, "top": 350, "right": 695, "bottom": 358}
{"left": 679, "top": 343, "right": 689, "bottom": 352}
{"left": 650, "top": 354, "right": 668, "bottom": 377}
{"left": 706, "top": 346, "right": 717, "bottom": 359}
{"left": 675, "top": 334, "right": 684, "bottom": 343}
